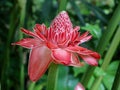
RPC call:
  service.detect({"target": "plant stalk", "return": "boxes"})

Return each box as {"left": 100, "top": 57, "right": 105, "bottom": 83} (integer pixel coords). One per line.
{"left": 18, "top": 0, "right": 26, "bottom": 90}
{"left": 46, "top": 63, "right": 59, "bottom": 90}
{"left": 90, "top": 25, "right": 120, "bottom": 90}
{"left": 1, "top": 4, "right": 19, "bottom": 90}
{"left": 81, "top": 2, "right": 120, "bottom": 88}
{"left": 46, "top": 0, "right": 67, "bottom": 90}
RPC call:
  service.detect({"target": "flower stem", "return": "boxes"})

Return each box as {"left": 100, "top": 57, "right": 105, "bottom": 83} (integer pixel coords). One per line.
{"left": 1, "top": 4, "right": 19, "bottom": 90}
{"left": 46, "top": 63, "right": 59, "bottom": 90}
{"left": 97, "top": 2, "right": 120, "bottom": 56}
{"left": 81, "top": 2, "right": 120, "bottom": 88}
{"left": 90, "top": 25, "right": 120, "bottom": 90}
{"left": 18, "top": 0, "right": 26, "bottom": 90}
{"left": 46, "top": 0, "right": 67, "bottom": 90}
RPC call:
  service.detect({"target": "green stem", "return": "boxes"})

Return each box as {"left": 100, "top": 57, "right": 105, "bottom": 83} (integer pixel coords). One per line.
{"left": 58, "top": 0, "right": 67, "bottom": 12}
{"left": 46, "top": 63, "right": 59, "bottom": 90}
{"left": 18, "top": 0, "right": 26, "bottom": 90}
{"left": 46, "top": 0, "right": 67, "bottom": 90}
{"left": 81, "top": 67, "right": 95, "bottom": 86}
{"left": 28, "top": 82, "right": 36, "bottom": 90}
{"left": 81, "top": 2, "right": 120, "bottom": 87}
{"left": 97, "top": 2, "right": 120, "bottom": 56}
{"left": 1, "top": 4, "right": 19, "bottom": 90}
{"left": 90, "top": 26, "right": 120, "bottom": 90}
{"left": 112, "top": 62, "right": 120, "bottom": 90}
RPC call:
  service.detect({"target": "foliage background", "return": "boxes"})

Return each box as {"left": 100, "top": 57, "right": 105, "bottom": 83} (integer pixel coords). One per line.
{"left": 0, "top": 0, "right": 120, "bottom": 90}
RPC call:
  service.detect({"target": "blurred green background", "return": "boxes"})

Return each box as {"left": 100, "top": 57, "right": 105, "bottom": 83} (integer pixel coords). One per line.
{"left": 0, "top": 0, "right": 120, "bottom": 90}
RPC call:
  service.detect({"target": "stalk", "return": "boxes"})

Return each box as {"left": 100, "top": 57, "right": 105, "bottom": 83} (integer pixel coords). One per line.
{"left": 46, "top": 63, "right": 59, "bottom": 90}
{"left": 18, "top": 0, "right": 26, "bottom": 90}
{"left": 1, "top": 4, "right": 19, "bottom": 90}
{"left": 46, "top": 0, "right": 67, "bottom": 90}
{"left": 90, "top": 26, "right": 120, "bottom": 90}
{"left": 81, "top": 2, "right": 120, "bottom": 87}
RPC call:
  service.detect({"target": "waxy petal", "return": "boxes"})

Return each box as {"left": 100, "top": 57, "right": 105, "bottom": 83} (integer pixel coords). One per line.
{"left": 21, "top": 28, "right": 38, "bottom": 38}
{"left": 78, "top": 31, "right": 92, "bottom": 44}
{"left": 79, "top": 35, "right": 92, "bottom": 44}
{"left": 34, "top": 24, "right": 47, "bottom": 41}
{"left": 51, "top": 49, "right": 71, "bottom": 65}
{"left": 69, "top": 53, "right": 84, "bottom": 67}
{"left": 28, "top": 46, "right": 51, "bottom": 81}
{"left": 12, "top": 38, "right": 41, "bottom": 48}
{"left": 34, "top": 24, "right": 47, "bottom": 34}
{"left": 51, "top": 48, "right": 83, "bottom": 66}
{"left": 66, "top": 46, "right": 100, "bottom": 66}
{"left": 66, "top": 46, "right": 100, "bottom": 56}
{"left": 80, "top": 55, "right": 98, "bottom": 66}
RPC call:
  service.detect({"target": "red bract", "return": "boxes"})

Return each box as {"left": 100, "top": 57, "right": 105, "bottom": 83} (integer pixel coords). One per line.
{"left": 12, "top": 11, "right": 100, "bottom": 81}
{"left": 74, "top": 83, "right": 85, "bottom": 90}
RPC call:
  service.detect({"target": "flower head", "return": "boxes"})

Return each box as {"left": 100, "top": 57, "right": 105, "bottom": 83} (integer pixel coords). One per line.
{"left": 12, "top": 11, "right": 100, "bottom": 81}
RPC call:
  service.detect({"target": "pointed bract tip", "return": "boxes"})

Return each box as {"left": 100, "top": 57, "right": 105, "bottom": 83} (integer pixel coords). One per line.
{"left": 60, "top": 11, "right": 67, "bottom": 13}
{"left": 11, "top": 43, "right": 16, "bottom": 45}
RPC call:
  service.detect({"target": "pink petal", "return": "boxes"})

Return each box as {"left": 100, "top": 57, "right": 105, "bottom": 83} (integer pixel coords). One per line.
{"left": 78, "top": 31, "right": 92, "bottom": 44}
{"left": 80, "top": 55, "right": 98, "bottom": 66}
{"left": 66, "top": 46, "right": 100, "bottom": 66}
{"left": 73, "top": 26, "right": 80, "bottom": 31}
{"left": 79, "top": 31, "right": 89, "bottom": 38}
{"left": 34, "top": 24, "right": 47, "bottom": 34}
{"left": 51, "top": 48, "right": 71, "bottom": 65}
{"left": 50, "top": 11, "right": 73, "bottom": 33}
{"left": 21, "top": 28, "right": 38, "bottom": 38}
{"left": 12, "top": 38, "right": 42, "bottom": 48}
{"left": 75, "top": 83, "right": 85, "bottom": 90}
{"left": 66, "top": 46, "right": 91, "bottom": 55}
{"left": 28, "top": 46, "right": 51, "bottom": 81}
{"left": 34, "top": 24, "right": 47, "bottom": 41}
{"left": 69, "top": 53, "right": 84, "bottom": 67}
{"left": 66, "top": 46, "right": 100, "bottom": 56}
{"left": 79, "top": 35, "right": 92, "bottom": 44}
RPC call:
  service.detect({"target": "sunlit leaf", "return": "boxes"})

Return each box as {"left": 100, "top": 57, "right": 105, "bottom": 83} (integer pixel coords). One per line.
{"left": 57, "top": 65, "right": 79, "bottom": 90}
{"left": 73, "top": 64, "right": 88, "bottom": 77}
{"left": 106, "top": 61, "right": 119, "bottom": 75}
{"left": 98, "top": 83, "right": 105, "bottom": 90}
{"left": 56, "top": 65, "right": 69, "bottom": 90}
{"left": 81, "top": 23, "right": 102, "bottom": 39}
{"left": 103, "top": 61, "right": 119, "bottom": 90}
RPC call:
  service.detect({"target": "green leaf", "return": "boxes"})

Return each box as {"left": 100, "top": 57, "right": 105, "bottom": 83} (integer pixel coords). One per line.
{"left": 94, "top": 67, "right": 106, "bottom": 77}
{"left": 81, "top": 23, "right": 102, "bottom": 39}
{"left": 81, "top": 0, "right": 107, "bottom": 23}
{"left": 56, "top": 65, "right": 69, "bottom": 90}
{"left": 103, "top": 61, "right": 119, "bottom": 90}
{"left": 67, "top": 76, "right": 78, "bottom": 90}
{"left": 103, "top": 74, "right": 115, "bottom": 90}
{"left": 98, "top": 83, "right": 105, "bottom": 90}
{"left": 106, "top": 61, "right": 119, "bottom": 75}
{"left": 34, "top": 83, "right": 45, "bottom": 90}
{"left": 70, "top": 0, "right": 85, "bottom": 25}
{"left": 57, "top": 65, "right": 79, "bottom": 90}
{"left": 73, "top": 64, "right": 88, "bottom": 77}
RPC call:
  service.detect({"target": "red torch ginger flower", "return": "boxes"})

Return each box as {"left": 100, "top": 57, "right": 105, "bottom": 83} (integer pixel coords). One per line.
{"left": 12, "top": 11, "right": 100, "bottom": 81}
